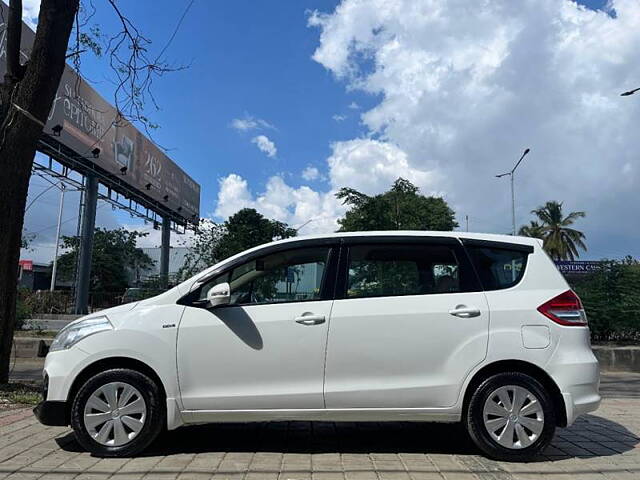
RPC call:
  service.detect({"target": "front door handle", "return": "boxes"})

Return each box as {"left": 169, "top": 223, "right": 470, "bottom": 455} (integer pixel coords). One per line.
{"left": 449, "top": 305, "right": 481, "bottom": 318}
{"left": 295, "top": 313, "right": 326, "bottom": 325}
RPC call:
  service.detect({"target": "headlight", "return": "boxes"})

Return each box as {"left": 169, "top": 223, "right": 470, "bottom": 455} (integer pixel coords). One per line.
{"left": 49, "top": 316, "right": 113, "bottom": 352}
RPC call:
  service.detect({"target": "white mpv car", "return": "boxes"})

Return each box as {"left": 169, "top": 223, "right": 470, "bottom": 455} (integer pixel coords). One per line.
{"left": 34, "top": 232, "right": 600, "bottom": 461}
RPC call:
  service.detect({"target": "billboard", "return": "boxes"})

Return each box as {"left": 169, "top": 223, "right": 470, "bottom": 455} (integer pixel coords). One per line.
{"left": 0, "top": 5, "right": 200, "bottom": 222}
{"left": 555, "top": 261, "right": 603, "bottom": 275}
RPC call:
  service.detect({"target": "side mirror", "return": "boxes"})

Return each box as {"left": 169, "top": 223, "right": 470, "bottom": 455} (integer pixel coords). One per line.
{"left": 206, "top": 282, "right": 231, "bottom": 308}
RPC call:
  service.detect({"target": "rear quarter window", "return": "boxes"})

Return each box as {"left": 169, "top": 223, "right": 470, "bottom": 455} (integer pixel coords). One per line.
{"left": 466, "top": 246, "right": 530, "bottom": 290}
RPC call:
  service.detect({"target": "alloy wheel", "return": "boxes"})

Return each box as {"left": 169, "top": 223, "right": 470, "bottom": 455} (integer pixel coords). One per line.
{"left": 482, "top": 384, "right": 545, "bottom": 449}
{"left": 83, "top": 382, "right": 147, "bottom": 447}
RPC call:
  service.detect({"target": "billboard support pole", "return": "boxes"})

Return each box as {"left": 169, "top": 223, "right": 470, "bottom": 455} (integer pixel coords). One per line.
{"left": 160, "top": 216, "right": 170, "bottom": 288}
{"left": 74, "top": 174, "right": 98, "bottom": 314}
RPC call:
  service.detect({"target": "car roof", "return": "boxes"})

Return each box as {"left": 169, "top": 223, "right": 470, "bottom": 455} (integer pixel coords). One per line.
{"left": 288, "top": 230, "right": 539, "bottom": 245}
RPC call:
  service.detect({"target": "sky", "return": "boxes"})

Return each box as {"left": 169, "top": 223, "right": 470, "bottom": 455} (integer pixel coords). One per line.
{"left": 19, "top": 0, "right": 640, "bottom": 264}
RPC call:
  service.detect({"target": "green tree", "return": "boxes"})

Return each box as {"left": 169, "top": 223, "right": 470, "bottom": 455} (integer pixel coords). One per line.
{"left": 178, "top": 219, "right": 226, "bottom": 280}
{"left": 518, "top": 220, "right": 544, "bottom": 239}
{"left": 336, "top": 178, "right": 458, "bottom": 232}
{"left": 530, "top": 201, "right": 586, "bottom": 260}
{"left": 56, "top": 228, "right": 154, "bottom": 293}
{"left": 179, "top": 209, "right": 297, "bottom": 279}
{"left": 217, "top": 208, "right": 297, "bottom": 260}
{"left": 573, "top": 257, "right": 640, "bottom": 341}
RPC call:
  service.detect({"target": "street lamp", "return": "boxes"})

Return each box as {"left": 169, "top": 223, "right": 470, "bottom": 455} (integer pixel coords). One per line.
{"left": 496, "top": 148, "right": 531, "bottom": 235}
{"left": 621, "top": 87, "right": 640, "bottom": 97}
{"left": 50, "top": 184, "right": 66, "bottom": 291}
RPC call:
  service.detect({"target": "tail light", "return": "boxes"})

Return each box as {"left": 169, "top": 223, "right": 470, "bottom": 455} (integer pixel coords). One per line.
{"left": 537, "top": 290, "right": 588, "bottom": 326}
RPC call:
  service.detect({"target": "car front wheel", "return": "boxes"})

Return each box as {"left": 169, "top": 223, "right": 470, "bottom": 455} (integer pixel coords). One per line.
{"left": 465, "top": 372, "right": 556, "bottom": 461}
{"left": 70, "top": 368, "right": 164, "bottom": 457}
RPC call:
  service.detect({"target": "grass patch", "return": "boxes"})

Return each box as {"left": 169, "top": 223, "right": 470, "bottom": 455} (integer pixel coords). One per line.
{"left": 0, "top": 383, "right": 41, "bottom": 408}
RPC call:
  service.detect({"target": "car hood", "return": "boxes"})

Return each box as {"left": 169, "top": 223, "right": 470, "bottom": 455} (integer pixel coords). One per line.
{"left": 66, "top": 301, "right": 140, "bottom": 329}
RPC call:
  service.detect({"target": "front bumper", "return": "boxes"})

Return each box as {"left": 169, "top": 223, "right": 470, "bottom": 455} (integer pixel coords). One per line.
{"left": 33, "top": 401, "right": 68, "bottom": 426}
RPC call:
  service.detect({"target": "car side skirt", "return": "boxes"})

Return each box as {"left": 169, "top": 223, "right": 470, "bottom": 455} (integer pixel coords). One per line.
{"left": 180, "top": 408, "right": 461, "bottom": 424}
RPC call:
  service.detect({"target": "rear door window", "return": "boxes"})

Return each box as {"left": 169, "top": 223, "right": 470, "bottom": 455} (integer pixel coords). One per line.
{"left": 344, "top": 243, "right": 466, "bottom": 299}
{"left": 465, "top": 246, "right": 529, "bottom": 290}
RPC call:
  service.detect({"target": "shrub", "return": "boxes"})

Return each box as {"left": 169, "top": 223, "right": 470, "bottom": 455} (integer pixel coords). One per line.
{"left": 15, "top": 288, "right": 33, "bottom": 330}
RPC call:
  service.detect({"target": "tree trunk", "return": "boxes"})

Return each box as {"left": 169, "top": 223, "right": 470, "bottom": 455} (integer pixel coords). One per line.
{"left": 0, "top": 0, "right": 79, "bottom": 383}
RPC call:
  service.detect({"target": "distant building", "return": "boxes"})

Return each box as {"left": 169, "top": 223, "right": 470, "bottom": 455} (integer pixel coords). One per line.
{"left": 18, "top": 261, "right": 51, "bottom": 291}
{"left": 18, "top": 260, "right": 73, "bottom": 291}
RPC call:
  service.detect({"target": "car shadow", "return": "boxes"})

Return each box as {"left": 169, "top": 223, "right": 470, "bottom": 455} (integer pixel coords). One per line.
{"left": 56, "top": 412, "right": 639, "bottom": 461}
{"left": 208, "top": 306, "right": 263, "bottom": 350}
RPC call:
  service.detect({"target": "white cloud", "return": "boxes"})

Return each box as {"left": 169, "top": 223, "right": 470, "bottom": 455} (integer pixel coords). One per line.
{"left": 332, "top": 114, "right": 347, "bottom": 122}
{"left": 214, "top": 138, "right": 436, "bottom": 233}
{"left": 301, "top": 166, "right": 321, "bottom": 181}
{"left": 348, "top": 101, "right": 360, "bottom": 110}
{"left": 251, "top": 135, "right": 277, "bottom": 158}
{"left": 230, "top": 115, "right": 274, "bottom": 131}
{"left": 327, "top": 139, "right": 437, "bottom": 195}
{"left": 215, "top": 174, "right": 344, "bottom": 234}
{"left": 304, "top": 0, "right": 640, "bottom": 257}
{"left": 214, "top": 174, "right": 255, "bottom": 219}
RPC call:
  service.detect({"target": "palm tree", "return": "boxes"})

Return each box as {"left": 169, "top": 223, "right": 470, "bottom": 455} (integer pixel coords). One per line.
{"left": 518, "top": 221, "right": 544, "bottom": 239}
{"left": 531, "top": 201, "right": 586, "bottom": 261}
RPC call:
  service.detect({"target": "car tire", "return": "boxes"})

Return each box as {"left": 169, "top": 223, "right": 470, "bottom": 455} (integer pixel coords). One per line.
{"left": 70, "top": 368, "right": 165, "bottom": 457}
{"left": 465, "top": 372, "right": 556, "bottom": 462}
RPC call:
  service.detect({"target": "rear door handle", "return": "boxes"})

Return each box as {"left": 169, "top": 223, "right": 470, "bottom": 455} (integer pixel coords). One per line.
{"left": 295, "top": 314, "right": 326, "bottom": 325}
{"left": 449, "top": 305, "right": 481, "bottom": 318}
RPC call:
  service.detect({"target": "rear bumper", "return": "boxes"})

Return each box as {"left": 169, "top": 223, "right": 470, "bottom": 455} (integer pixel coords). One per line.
{"left": 562, "top": 390, "right": 601, "bottom": 427}
{"left": 549, "top": 357, "right": 601, "bottom": 427}
{"left": 555, "top": 362, "right": 601, "bottom": 426}
{"left": 544, "top": 327, "right": 601, "bottom": 426}
{"left": 33, "top": 401, "right": 68, "bottom": 426}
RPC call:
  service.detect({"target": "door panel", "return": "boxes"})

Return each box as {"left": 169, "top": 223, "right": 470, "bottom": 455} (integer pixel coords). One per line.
{"left": 324, "top": 242, "right": 489, "bottom": 409}
{"left": 178, "top": 301, "right": 333, "bottom": 410}
{"left": 325, "top": 293, "right": 489, "bottom": 408}
{"left": 177, "top": 245, "right": 336, "bottom": 411}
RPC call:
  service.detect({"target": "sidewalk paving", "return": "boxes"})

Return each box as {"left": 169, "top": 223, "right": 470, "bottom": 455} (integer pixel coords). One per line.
{"left": 1, "top": 374, "right": 639, "bottom": 479}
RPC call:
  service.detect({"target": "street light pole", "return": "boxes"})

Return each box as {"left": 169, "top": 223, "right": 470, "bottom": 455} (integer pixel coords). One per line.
{"left": 510, "top": 172, "right": 515, "bottom": 236}
{"left": 50, "top": 184, "right": 66, "bottom": 291}
{"left": 496, "top": 148, "right": 530, "bottom": 235}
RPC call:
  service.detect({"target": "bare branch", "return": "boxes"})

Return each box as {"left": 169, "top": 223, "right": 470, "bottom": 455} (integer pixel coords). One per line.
{"left": 103, "top": 0, "right": 190, "bottom": 138}
{"left": 65, "top": 48, "right": 87, "bottom": 59}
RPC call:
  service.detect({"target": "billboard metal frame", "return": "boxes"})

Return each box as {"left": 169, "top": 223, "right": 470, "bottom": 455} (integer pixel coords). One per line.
{"left": 35, "top": 135, "right": 192, "bottom": 233}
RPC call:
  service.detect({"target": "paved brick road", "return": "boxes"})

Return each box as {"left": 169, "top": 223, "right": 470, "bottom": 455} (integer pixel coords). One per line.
{"left": 1, "top": 373, "right": 639, "bottom": 480}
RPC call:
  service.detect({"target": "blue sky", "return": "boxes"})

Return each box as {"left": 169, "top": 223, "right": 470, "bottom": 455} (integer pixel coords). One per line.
{"left": 79, "top": 0, "right": 361, "bottom": 213}
{"left": 22, "top": 0, "right": 640, "bottom": 262}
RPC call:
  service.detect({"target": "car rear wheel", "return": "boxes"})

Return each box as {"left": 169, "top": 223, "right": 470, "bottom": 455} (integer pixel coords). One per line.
{"left": 70, "top": 368, "right": 164, "bottom": 457}
{"left": 466, "top": 372, "right": 556, "bottom": 461}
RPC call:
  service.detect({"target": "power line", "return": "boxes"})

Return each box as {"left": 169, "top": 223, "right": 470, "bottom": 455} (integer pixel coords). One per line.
{"left": 155, "top": 0, "right": 195, "bottom": 63}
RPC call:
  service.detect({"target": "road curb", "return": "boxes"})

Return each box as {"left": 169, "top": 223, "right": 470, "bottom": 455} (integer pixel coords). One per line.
{"left": 593, "top": 345, "right": 640, "bottom": 373}
{"left": 11, "top": 338, "right": 51, "bottom": 358}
